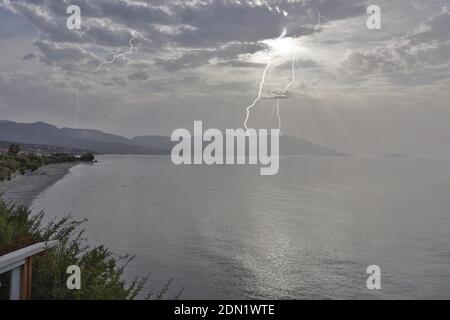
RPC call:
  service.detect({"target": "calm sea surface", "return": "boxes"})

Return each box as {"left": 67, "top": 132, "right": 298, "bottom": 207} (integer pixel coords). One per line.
{"left": 32, "top": 156, "right": 450, "bottom": 299}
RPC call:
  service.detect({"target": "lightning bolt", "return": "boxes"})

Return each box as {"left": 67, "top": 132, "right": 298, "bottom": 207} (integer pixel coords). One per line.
{"left": 93, "top": 32, "right": 136, "bottom": 74}
{"left": 243, "top": 29, "right": 286, "bottom": 132}
{"left": 243, "top": 10, "right": 342, "bottom": 133}
{"left": 74, "top": 31, "right": 137, "bottom": 128}
{"left": 271, "top": 99, "right": 281, "bottom": 131}
{"left": 74, "top": 74, "right": 87, "bottom": 129}
{"left": 316, "top": 10, "right": 345, "bottom": 35}
{"left": 271, "top": 52, "right": 297, "bottom": 133}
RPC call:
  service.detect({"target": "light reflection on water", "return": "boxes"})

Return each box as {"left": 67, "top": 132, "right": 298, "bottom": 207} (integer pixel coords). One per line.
{"left": 33, "top": 156, "right": 450, "bottom": 299}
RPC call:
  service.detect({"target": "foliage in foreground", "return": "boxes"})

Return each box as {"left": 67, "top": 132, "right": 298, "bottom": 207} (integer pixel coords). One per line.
{"left": 0, "top": 201, "right": 178, "bottom": 300}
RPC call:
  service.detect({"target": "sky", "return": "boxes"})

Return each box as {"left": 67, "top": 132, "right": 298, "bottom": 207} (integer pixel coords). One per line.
{"left": 0, "top": 0, "right": 450, "bottom": 156}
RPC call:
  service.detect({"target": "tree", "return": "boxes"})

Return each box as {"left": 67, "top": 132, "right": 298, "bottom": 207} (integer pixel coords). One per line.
{"left": 8, "top": 144, "right": 20, "bottom": 155}
{"left": 80, "top": 153, "right": 95, "bottom": 162}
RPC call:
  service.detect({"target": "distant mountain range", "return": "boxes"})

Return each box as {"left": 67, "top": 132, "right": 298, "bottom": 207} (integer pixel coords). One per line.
{"left": 0, "top": 120, "right": 345, "bottom": 156}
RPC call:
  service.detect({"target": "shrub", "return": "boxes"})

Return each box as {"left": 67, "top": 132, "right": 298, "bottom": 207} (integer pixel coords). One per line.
{"left": 0, "top": 167, "right": 12, "bottom": 182}
{"left": 0, "top": 201, "right": 180, "bottom": 300}
{"left": 6, "top": 159, "right": 20, "bottom": 172}
{"left": 0, "top": 200, "right": 182, "bottom": 300}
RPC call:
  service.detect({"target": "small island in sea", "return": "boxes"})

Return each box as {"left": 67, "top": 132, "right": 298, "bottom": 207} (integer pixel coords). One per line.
{"left": 384, "top": 153, "right": 410, "bottom": 158}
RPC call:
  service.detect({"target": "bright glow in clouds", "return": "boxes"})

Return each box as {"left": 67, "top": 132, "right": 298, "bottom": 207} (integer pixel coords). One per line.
{"left": 263, "top": 32, "right": 307, "bottom": 62}
{"left": 244, "top": 29, "right": 305, "bottom": 131}
{"left": 265, "top": 36, "right": 298, "bottom": 57}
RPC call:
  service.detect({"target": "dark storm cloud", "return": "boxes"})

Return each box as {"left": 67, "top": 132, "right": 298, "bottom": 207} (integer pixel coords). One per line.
{"left": 2, "top": 0, "right": 157, "bottom": 49}
{"left": 33, "top": 40, "right": 93, "bottom": 65}
{"left": 2, "top": 0, "right": 364, "bottom": 71}
{"left": 219, "top": 60, "right": 267, "bottom": 68}
{"left": 2, "top": 0, "right": 450, "bottom": 157}
{"left": 128, "top": 71, "right": 149, "bottom": 81}
{"left": 154, "top": 42, "right": 265, "bottom": 71}
{"left": 5, "top": 1, "right": 84, "bottom": 43}
{"left": 22, "top": 53, "right": 36, "bottom": 61}
{"left": 170, "top": 0, "right": 364, "bottom": 48}
{"left": 342, "top": 6, "right": 450, "bottom": 82}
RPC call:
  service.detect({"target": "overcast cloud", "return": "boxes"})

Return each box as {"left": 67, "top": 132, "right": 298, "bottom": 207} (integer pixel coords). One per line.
{"left": 0, "top": 0, "right": 449, "bottom": 156}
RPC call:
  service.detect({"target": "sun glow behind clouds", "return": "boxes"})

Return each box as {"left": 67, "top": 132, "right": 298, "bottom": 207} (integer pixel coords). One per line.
{"left": 267, "top": 36, "right": 298, "bottom": 54}
{"left": 256, "top": 35, "right": 308, "bottom": 65}
{"left": 245, "top": 29, "right": 310, "bottom": 68}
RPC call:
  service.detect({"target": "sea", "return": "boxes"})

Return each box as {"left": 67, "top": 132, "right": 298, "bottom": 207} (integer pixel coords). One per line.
{"left": 32, "top": 155, "right": 450, "bottom": 299}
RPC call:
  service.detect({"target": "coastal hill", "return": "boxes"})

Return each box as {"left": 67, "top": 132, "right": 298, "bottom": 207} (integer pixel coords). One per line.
{"left": 0, "top": 120, "right": 345, "bottom": 156}
{"left": 0, "top": 120, "right": 169, "bottom": 155}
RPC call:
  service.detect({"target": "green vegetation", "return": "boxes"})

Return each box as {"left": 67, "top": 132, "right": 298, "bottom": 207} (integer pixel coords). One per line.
{"left": 79, "top": 153, "right": 95, "bottom": 162}
{"left": 0, "top": 144, "right": 95, "bottom": 182}
{"left": 0, "top": 201, "right": 179, "bottom": 300}
{"left": 8, "top": 144, "right": 20, "bottom": 155}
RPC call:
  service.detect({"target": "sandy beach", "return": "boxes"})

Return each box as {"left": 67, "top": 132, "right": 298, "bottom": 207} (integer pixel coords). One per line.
{"left": 0, "top": 162, "right": 79, "bottom": 207}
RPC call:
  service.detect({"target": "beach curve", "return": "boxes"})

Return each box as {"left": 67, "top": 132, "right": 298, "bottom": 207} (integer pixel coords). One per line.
{"left": 0, "top": 162, "right": 80, "bottom": 207}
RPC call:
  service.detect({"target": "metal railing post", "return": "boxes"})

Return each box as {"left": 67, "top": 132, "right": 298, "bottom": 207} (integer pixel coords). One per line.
{"left": 10, "top": 267, "right": 21, "bottom": 300}
{"left": 0, "top": 241, "right": 59, "bottom": 300}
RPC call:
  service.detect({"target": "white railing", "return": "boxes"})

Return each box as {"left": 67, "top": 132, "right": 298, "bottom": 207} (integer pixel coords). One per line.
{"left": 0, "top": 240, "right": 59, "bottom": 300}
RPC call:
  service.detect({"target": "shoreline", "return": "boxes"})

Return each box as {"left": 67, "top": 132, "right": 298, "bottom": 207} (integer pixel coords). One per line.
{"left": 0, "top": 162, "right": 79, "bottom": 207}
